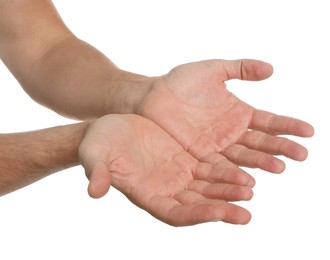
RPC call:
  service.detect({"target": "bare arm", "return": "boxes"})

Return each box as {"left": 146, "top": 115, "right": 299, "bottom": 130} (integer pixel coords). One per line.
{"left": 0, "top": 122, "right": 87, "bottom": 196}
{"left": 0, "top": 0, "right": 151, "bottom": 119}
{"left": 0, "top": 114, "right": 255, "bottom": 226}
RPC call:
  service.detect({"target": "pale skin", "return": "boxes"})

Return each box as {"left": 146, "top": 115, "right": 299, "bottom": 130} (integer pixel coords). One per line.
{"left": 79, "top": 114, "right": 255, "bottom": 226}
{"left": 0, "top": 0, "right": 313, "bottom": 169}
{"left": 0, "top": 116, "right": 254, "bottom": 226}
{"left": 139, "top": 60, "right": 314, "bottom": 169}
{"left": 0, "top": 0, "right": 314, "bottom": 225}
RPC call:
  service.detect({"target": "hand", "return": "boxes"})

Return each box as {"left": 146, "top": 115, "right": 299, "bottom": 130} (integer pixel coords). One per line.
{"left": 139, "top": 59, "right": 314, "bottom": 172}
{"left": 79, "top": 114, "right": 254, "bottom": 226}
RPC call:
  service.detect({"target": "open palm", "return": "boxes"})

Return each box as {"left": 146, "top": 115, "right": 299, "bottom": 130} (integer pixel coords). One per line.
{"left": 139, "top": 59, "right": 314, "bottom": 172}
{"left": 79, "top": 114, "right": 254, "bottom": 226}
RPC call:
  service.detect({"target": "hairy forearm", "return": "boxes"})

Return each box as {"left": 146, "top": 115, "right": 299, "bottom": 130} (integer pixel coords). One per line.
{"left": 0, "top": 0, "right": 152, "bottom": 120}
{"left": 0, "top": 122, "right": 87, "bottom": 196}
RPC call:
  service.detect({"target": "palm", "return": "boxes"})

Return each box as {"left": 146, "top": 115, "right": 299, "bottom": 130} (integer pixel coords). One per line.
{"left": 79, "top": 114, "right": 254, "bottom": 226}
{"left": 139, "top": 60, "right": 314, "bottom": 172}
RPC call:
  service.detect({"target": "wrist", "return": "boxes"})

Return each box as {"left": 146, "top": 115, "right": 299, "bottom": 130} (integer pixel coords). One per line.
{"left": 103, "top": 70, "right": 154, "bottom": 115}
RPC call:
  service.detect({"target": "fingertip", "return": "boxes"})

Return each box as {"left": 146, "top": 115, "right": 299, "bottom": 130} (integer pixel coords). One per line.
{"left": 293, "top": 146, "right": 309, "bottom": 162}
{"left": 223, "top": 204, "right": 252, "bottom": 225}
{"left": 303, "top": 124, "right": 315, "bottom": 137}
{"left": 230, "top": 186, "right": 254, "bottom": 202}
{"left": 229, "top": 168, "right": 256, "bottom": 188}
{"left": 88, "top": 182, "right": 110, "bottom": 199}
{"left": 236, "top": 168, "right": 256, "bottom": 187}
{"left": 241, "top": 59, "right": 273, "bottom": 81}
{"left": 87, "top": 162, "right": 112, "bottom": 199}
{"left": 247, "top": 176, "right": 256, "bottom": 188}
{"left": 262, "top": 156, "right": 286, "bottom": 174}
{"left": 240, "top": 211, "right": 252, "bottom": 225}
{"left": 242, "top": 187, "right": 254, "bottom": 201}
{"left": 272, "top": 160, "right": 286, "bottom": 174}
{"left": 259, "top": 60, "right": 274, "bottom": 78}
{"left": 88, "top": 184, "right": 104, "bottom": 199}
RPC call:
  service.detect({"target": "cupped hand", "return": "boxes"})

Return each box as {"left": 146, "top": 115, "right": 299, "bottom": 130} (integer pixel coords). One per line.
{"left": 139, "top": 59, "right": 314, "bottom": 172}
{"left": 79, "top": 114, "right": 254, "bottom": 226}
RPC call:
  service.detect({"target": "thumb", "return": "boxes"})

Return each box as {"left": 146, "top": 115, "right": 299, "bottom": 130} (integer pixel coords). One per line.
{"left": 84, "top": 160, "right": 112, "bottom": 199}
{"left": 221, "top": 59, "right": 273, "bottom": 81}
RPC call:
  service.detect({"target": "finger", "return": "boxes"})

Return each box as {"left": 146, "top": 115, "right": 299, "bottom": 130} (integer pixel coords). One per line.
{"left": 85, "top": 161, "right": 112, "bottom": 199}
{"left": 222, "top": 144, "right": 286, "bottom": 173}
{"left": 239, "top": 130, "right": 309, "bottom": 161}
{"left": 174, "top": 190, "right": 209, "bottom": 204}
{"left": 188, "top": 181, "right": 253, "bottom": 201}
{"left": 222, "top": 202, "right": 252, "bottom": 225}
{"left": 219, "top": 59, "right": 273, "bottom": 81}
{"left": 173, "top": 191, "right": 252, "bottom": 225}
{"left": 250, "top": 110, "right": 314, "bottom": 137}
{"left": 194, "top": 157, "right": 256, "bottom": 187}
{"left": 148, "top": 196, "right": 250, "bottom": 226}
{"left": 147, "top": 195, "right": 223, "bottom": 226}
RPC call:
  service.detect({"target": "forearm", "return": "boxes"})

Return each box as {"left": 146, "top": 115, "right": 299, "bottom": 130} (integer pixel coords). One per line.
{"left": 0, "top": 122, "right": 87, "bottom": 196}
{"left": 0, "top": 0, "right": 152, "bottom": 120}
{"left": 25, "top": 36, "right": 152, "bottom": 119}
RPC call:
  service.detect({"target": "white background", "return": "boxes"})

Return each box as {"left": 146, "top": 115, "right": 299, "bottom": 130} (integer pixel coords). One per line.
{"left": 0, "top": 0, "right": 329, "bottom": 259}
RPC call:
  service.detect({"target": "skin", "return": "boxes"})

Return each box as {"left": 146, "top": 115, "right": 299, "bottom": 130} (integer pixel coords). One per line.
{"left": 0, "top": 0, "right": 151, "bottom": 118}
{"left": 79, "top": 114, "right": 254, "bottom": 226}
{"left": 0, "top": 122, "right": 87, "bottom": 196}
{"left": 0, "top": 116, "right": 254, "bottom": 226}
{"left": 139, "top": 60, "right": 314, "bottom": 170}
{"left": 0, "top": 0, "right": 314, "bottom": 226}
{"left": 0, "top": 0, "right": 313, "bottom": 173}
